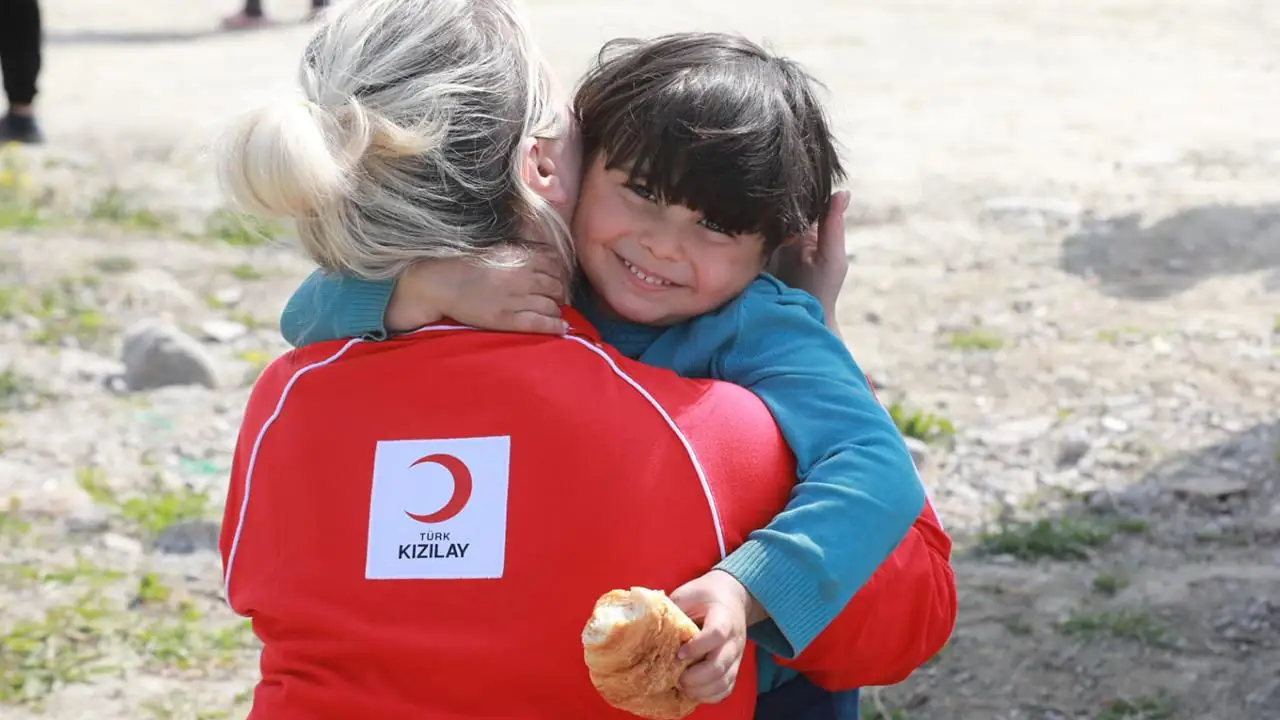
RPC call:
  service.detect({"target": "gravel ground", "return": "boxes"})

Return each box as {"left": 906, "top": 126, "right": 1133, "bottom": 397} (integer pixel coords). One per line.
{"left": 1, "top": 0, "right": 1277, "bottom": 717}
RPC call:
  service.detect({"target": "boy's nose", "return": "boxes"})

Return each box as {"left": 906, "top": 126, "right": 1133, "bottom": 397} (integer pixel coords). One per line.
{"left": 639, "top": 229, "right": 683, "bottom": 262}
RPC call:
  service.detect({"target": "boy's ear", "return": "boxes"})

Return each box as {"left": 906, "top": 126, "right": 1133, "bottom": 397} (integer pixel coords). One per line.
{"left": 520, "top": 136, "right": 568, "bottom": 206}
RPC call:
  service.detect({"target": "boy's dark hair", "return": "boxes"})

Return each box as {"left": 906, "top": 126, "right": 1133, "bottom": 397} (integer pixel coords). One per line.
{"left": 574, "top": 32, "right": 845, "bottom": 251}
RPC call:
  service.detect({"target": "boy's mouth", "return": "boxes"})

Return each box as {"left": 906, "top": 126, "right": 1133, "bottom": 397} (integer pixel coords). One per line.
{"left": 618, "top": 255, "right": 678, "bottom": 288}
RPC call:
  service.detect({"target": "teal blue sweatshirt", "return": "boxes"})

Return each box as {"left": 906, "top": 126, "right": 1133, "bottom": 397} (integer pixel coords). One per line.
{"left": 280, "top": 271, "right": 926, "bottom": 691}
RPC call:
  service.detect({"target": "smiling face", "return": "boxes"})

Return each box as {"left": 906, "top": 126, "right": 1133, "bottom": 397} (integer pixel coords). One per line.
{"left": 569, "top": 34, "right": 846, "bottom": 325}
{"left": 571, "top": 156, "right": 769, "bottom": 326}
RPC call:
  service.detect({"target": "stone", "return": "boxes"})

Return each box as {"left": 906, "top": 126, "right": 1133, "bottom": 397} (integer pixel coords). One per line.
{"left": 121, "top": 320, "right": 219, "bottom": 391}
{"left": 1055, "top": 435, "right": 1093, "bottom": 468}
{"left": 1100, "top": 417, "right": 1130, "bottom": 433}
{"left": 64, "top": 507, "right": 112, "bottom": 534}
{"left": 1251, "top": 507, "right": 1280, "bottom": 536}
{"left": 200, "top": 319, "right": 248, "bottom": 343}
{"left": 102, "top": 532, "right": 145, "bottom": 555}
{"left": 153, "top": 520, "right": 221, "bottom": 555}
{"left": 976, "top": 416, "right": 1055, "bottom": 447}
{"left": 57, "top": 349, "right": 125, "bottom": 382}
{"left": 1170, "top": 477, "right": 1249, "bottom": 500}
{"left": 119, "top": 268, "right": 199, "bottom": 311}
{"left": 213, "top": 286, "right": 245, "bottom": 307}
{"left": 980, "top": 196, "right": 1083, "bottom": 228}
{"left": 903, "top": 436, "right": 930, "bottom": 469}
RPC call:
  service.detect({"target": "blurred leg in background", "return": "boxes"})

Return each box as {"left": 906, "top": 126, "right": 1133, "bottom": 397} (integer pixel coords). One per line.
{"left": 222, "top": 0, "right": 331, "bottom": 31}
{"left": 0, "top": 0, "right": 44, "bottom": 144}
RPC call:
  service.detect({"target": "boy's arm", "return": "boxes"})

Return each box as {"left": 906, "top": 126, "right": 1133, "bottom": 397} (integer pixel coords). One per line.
{"left": 777, "top": 497, "right": 956, "bottom": 689}
{"left": 279, "top": 270, "right": 396, "bottom": 347}
{"left": 694, "top": 283, "right": 926, "bottom": 660}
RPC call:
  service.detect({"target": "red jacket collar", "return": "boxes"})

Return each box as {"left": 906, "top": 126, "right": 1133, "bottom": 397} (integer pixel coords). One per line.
{"left": 423, "top": 305, "right": 601, "bottom": 343}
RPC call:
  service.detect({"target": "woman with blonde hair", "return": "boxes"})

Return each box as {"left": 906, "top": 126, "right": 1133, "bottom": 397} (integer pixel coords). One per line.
{"left": 216, "top": 0, "right": 951, "bottom": 717}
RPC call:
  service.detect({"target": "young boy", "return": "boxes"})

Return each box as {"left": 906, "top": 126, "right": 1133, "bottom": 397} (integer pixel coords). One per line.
{"left": 278, "top": 33, "right": 946, "bottom": 718}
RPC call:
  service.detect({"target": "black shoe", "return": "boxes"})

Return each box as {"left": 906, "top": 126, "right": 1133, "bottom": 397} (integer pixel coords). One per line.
{"left": 0, "top": 114, "right": 44, "bottom": 145}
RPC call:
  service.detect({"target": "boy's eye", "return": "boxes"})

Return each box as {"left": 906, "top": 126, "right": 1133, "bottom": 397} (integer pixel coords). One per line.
{"left": 698, "top": 217, "right": 730, "bottom": 235}
{"left": 625, "top": 183, "right": 656, "bottom": 201}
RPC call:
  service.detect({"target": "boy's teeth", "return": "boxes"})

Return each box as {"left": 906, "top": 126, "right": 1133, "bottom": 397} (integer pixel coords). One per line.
{"left": 624, "top": 259, "right": 671, "bottom": 286}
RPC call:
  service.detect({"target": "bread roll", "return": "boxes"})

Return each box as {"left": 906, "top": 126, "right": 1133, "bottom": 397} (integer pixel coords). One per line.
{"left": 581, "top": 587, "right": 701, "bottom": 720}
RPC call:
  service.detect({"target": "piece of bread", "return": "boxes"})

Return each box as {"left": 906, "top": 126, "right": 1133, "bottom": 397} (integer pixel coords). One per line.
{"left": 581, "top": 587, "right": 701, "bottom": 720}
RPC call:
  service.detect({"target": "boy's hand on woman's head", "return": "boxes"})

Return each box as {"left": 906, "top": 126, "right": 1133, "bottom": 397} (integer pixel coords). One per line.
{"left": 386, "top": 251, "right": 569, "bottom": 335}
{"left": 670, "top": 570, "right": 766, "bottom": 705}
{"left": 770, "top": 190, "right": 852, "bottom": 325}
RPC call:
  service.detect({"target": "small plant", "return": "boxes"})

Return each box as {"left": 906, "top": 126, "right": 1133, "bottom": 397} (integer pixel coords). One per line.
{"left": 130, "top": 602, "right": 256, "bottom": 672}
{"left": 87, "top": 186, "right": 168, "bottom": 232}
{"left": 1058, "top": 609, "right": 1170, "bottom": 646}
{"left": 4, "top": 277, "right": 112, "bottom": 348}
{"left": 226, "top": 310, "right": 266, "bottom": 330}
{"left": 1094, "top": 325, "right": 1148, "bottom": 344}
{"left": 91, "top": 255, "right": 138, "bottom": 274}
{"left": 886, "top": 402, "right": 955, "bottom": 443}
{"left": 135, "top": 572, "right": 173, "bottom": 606}
{"left": 38, "top": 554, "right": 125, "bottom": 588}
{"left": 976, "top": 517, "right": 1118, "bottom": 561}
{"left": 203, "top": 209, "right": 284, "bottom": 247}
{"left": 0, "top": 574, "right": 258, "bottom": 706}
{"left": 0, "top": 286, "right": 19, "bottom": 317}
{"left": 947, "top": 329, "right": 1004, "bottom": 351}
{"left": 1002, "top": 616, "right": 1034, "bottom": 636}
{"left": 0, "top": 367, "right": 43, "bottom": 411}
{"left": 228, "top": 263, "right": 264, "bottom": 281}
{"left": 1091, "top": 572, "right": 1129, "bottom": 597}
{"left": 75, "top": 466, "right": 211, "bottom": 537}
{"left": 141, "top": 692, "right": 245, "bottom": 720}
{"left": 860, "top": 694, "right": 910, "bottom": 720}
{"left": 0, "top": 496, "right": 29, "bottom": 543}
{"left": 0, "top": 148, "right": 50, "bottom": 230}
{"left": 0, "top": 592, "right": 115, "bottom": 704}
{"left": 1098, "top": 692, "right": 1176, "bottom": 720}
{"left": 237, "top": 349, "right": 273, "bottom": 385}
{"left": 1114, "top": 518, "right": 1148, "bottom": 534}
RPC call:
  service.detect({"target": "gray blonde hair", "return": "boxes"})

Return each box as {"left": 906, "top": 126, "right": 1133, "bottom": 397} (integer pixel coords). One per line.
{"left": 215, "top": 0, "right": 571, "bottom": 280}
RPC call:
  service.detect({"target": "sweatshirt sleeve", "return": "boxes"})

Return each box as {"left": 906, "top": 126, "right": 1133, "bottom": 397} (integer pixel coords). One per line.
{"left": 777, "top": 497, "right": 956, "bottom": 689}
{"left": 704, "top": 284, "right": 926, "bottom": 659}
{"left": 280, "top": 270, "right": 396, "bottom": 347}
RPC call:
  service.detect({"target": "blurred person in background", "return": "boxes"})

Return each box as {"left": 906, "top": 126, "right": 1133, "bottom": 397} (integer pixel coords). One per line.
{"left": 0, "top": 0, "right": 43, "bottom": 144}
{"left": 222, "top": 0, "right": 330, "bottom": 30}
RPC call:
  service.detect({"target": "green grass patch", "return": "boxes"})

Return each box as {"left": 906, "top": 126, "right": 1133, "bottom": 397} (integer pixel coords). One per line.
{"left": 1058, "top": 610, "right": 1170, "bottom": 647}
{"left": 1098, "top": 691, "right": 1176, "bottom": 720}
{"left": 0, "top": 551, "right": 257, "bottom": 707}
{"left": 975, "top": 516, "right": 1146, "bottom": 561}
{"left": 76, "top": 466, "right": 211, "bottom": 537}
{"left": 0, "top": 592, "right": 116, "bottom": 704}
{"left": 1091, "top": 571, "right": 1130, "bottom": 597}
{"left": 228, "top": 262, "right": 264, "bottom": 281}
{"left": 947, "top": 329, "right": 1004, "bottom": 351}
{"left": 886, "top": 402, "right": 955, "bottom": 443}
{"left": 203, "top": 209, "right": 285, "bottom": 247}
{"left": 0, "top": 367, "right": 47, "bottom": 411}
{"left": 91, "top": 255, "right": 139, "bottom": 275}
{"left": 87, "top": 186, "right": 170, "bottom": 232}
{"left": 0, "top": 276, "right": 112, "bottom": 348}
{"left": 0, "top": 147, "right": 55, "bottom": 230}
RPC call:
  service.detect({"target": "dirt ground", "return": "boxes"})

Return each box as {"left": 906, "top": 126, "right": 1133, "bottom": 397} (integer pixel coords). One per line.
{"left": 1, "top": 0, "right": 1277, "bottom": 718}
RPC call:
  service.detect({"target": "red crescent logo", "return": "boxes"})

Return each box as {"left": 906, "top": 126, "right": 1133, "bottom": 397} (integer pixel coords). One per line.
{"left": 404, "top": 453, "right": 473, "bottom": 524}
